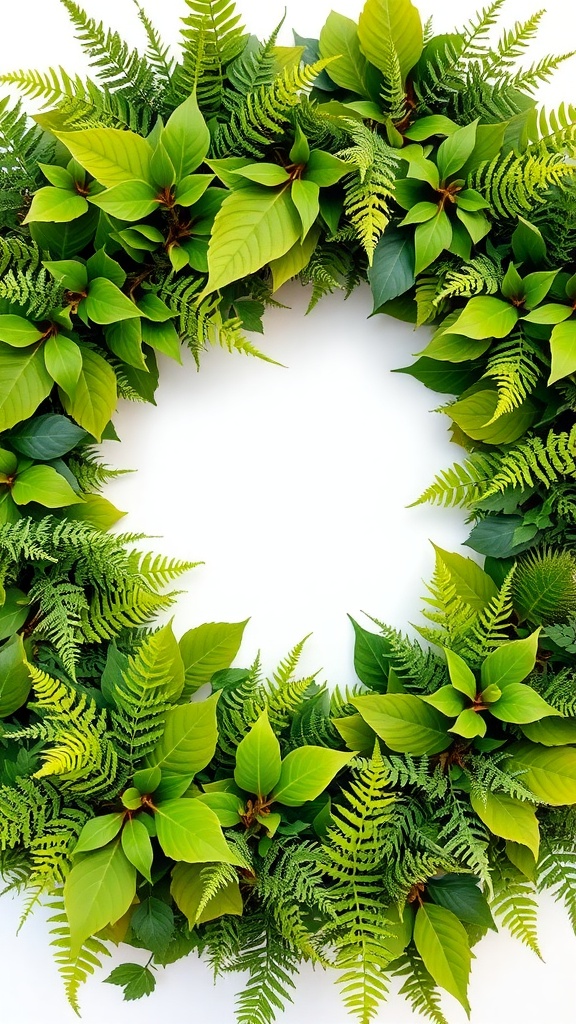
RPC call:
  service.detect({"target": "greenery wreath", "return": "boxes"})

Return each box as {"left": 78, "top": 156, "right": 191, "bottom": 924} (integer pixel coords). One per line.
{"left": 1, "top": 0, "right": 576, "bottom": 1020}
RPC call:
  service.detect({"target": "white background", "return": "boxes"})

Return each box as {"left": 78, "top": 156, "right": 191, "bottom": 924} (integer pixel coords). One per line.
{"left": 1, "top": 1, "right": 576, "bottom": 1021}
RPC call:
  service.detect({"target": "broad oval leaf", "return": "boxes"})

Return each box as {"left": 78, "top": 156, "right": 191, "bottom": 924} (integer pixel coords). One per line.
{"left": 12, "top": 464, "right": 83, "bottom": 508}
{"left": 444, "top": 297, "right": 518, "bottom": 340}
{"left": 74, "top": 813, "right": 125, "bottom": 854}
{"left": 9, "top": 413, "right": 86, "bottom": 460}
{"left": 60, "top": 347, "right": 117, "bottom": 441}
{"left": 352, "top": 693, "right": 452, "bottom": 754}
{"left": 0, "top": 346, "right": 53, "bottom": 432}
{"left": 89, "top": 180, "right": 158, "bottom": 221}
{"left": 64, "top": 840, "right": 136, "bottom": 955}
{"left": 147, "top": 692, "right": 220, "bottom": 777}
{"left": 154, "top": 799, "right": 243, "bottom": 865}
{"left": 270, "top": 747, "right": 354, "bottom": 806}
{"left": 0, "top": 634, "right": 31, "bottom": 718}
{"left": 179, "top": 620, "right": 248, "bottom": 695}
{"left": 84, "top": 278, "right": 141, "bottom": 325}
{"left": 23, "top": 186, "right": 88, "bottom": 224}
{"left": 481, "top": 630, "right": 540, "bottom": 690}
{"left": 234, "top": 710, "right": 282, "bottom": 797}
{"left": 489, "top": 682, "right": 559, "bottom": 724}
{"left": 43, "top": 334, "right": 83, "bottom": 397}
{"left": 319, "top": 12, "right": 368, "bottom": 95}
{"left": 471, "top": 789, "right": 540, "bottom": 858}
{"left": 54, "top": 127, "right": 153, "bottom": 188}
{"left": 444, "top": 648, "right": 477, "bottom": 699}
{"left": 171, "top": 862, "right": 242, "bottom": 928}
{"left": 0, "top": 315, "right": 43, "bottom": 348}
{"left": 508, "top": 742, "right": 576, "bottom": 806}
{"left": 358, "top": 0, "right": 423, "bottom": 81}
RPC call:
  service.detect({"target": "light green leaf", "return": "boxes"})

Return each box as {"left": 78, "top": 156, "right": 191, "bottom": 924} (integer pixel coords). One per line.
{"left": 234, "top": 710, "right": 282, "bottom": 797}
{"left": 522, "top": 270, "right": 558, "bottom": 309}
{"left": 418, "top": 330, "right": 491, "bottom": 363}
{"left": 508, "top": 742, "right": 576, "bottom": 805}
{"left": 106, "top": 318, "right": 146, "bottom": 369}
{"left": 0, "top": 635, "right": 31, "bottom": 718}
{"left": 147, "top": 692, "right": 220, "bottom": 777}
{"left": 444, "top": 647, "right": 477, "bottom": 698}
{"left": 449, "top": 708, "right": 487, "bottom": 738}
{"left": 471, "top": 790, "right": 539, "bottom": 858}
{"left": 133, "top": 766, "right": 162, "bottom": 794}
{"left": 64, "top": 840, "right": 136, "bottom": 955}
{"left": 89, "top": 180, "right": 158, "bottom": 221}
{"left": 23, "top": 186, "right": 88, "bottom": 224}
{"left": 490, "top": 682, "right": 560, "bottom": 724}
{"left": 403, "top": 116, "right": 459, "bottom": 141}
{"left": 43, "top": 334, "right": 83, "bottom": 396}
{"left": 0, "top": 315, "right": 43, "bottom": 348}
{"left": 269, "top": 226, "right": 320, "bottom": 292}
{"left": 0, "top": 346, "right": 53, "bottom": 432}
{"left": 291, "top": 178, "right": 320, "bottom": 239}
{"left": 141, "top": 320, "right": 181, "bottom": 363}
{"left": 60, "top": 347, "right": 117, "bottom": 440}
{"left": 65, "top": 493, "right": 126, "bottom": 530}
{"left": 423, "top": 685, "right": 467, "bottom": 716}
{"left": 179, "top": 620, "right": 248, "bottom": 695}
{"left": 233, "top": 163, "right": 290, "bottom": 187}
{"left": 436, "top": 120, "right": 478, "bottom": 181}
{"left": 512, "top": 217, "right": 547, "bottom": 264}
{"left": 353, "top": 693, "right": 451, "bottom": 754}
{"left": 445, "top": 389, "right": 535, "bottom": 444}
{"left": 481, "top": 630, "right": 540, "bottom": 690}
{"left": 154, "top": 799, "right": 243, "bottom": 865}
{"left": 332, "top": 713, "right": 377, "bottom": 753}
{"left": 205, "top": 187, "right": 301, "bottom": 294}
{"left": 74, "top": 813, "right": 125, "bottom": 854}
{"left": 173, "top": 174, "right": 213, "bottom": 207}
{"left": 43, "top": 259, "right": 88, "bottom": 293}
{"left": 414, "top": 210, "right": 452, "bottom": 275}
{"left": 522, "top": 304, "right": 572, "bottom": 325}
{"left": 171, "top": 862, "right": 242, "bottom": 927}
{"left": 521, "top": 718, "right": 576, "bottom": 746}
{"left": 270, "top": 746, "right": 353, "bottom": 806}
{"left": 413, "top": 903, "right": 471, "bottom": 1014}
{"left": 319, "top": 12, "right": 368, "bottom": 95}
{"left": 161, "top": 93, "right": 210, "bottom": 180}
{"left": 83, "top": 278, "right": 140, "bottom": 325}
{"left": 431, "top": 547, "right": 499, "bottom": 611}
{"left": 358, "top": 0, "right": 423, "bottom": 81}
{"left": 444, "top": 296, "right": 518, "bottom": 340}
{"left": 55, "top": 128, "right": 153, "bottom": 188}
{"left": 0, "top": 588, "right": 29, "bottom": 641}
{"left": 195, "top": 791, "right": 243, "bottom": 827}
{"left": 304, "top": 150, "right": 350, "bottom": 187}
{"left": 12, "top": 464, "right": 82, "bottom": 508}
{"left": 548, "top": 320, "right": 576, "bottom": 385}
{"left": 121, "top": 817, "right": 154, "bottom": 882}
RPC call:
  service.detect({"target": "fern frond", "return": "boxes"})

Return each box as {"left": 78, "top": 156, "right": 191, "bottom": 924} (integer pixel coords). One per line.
{"left": 491, "top": 859, "right": 541, "bottom": 956}
{"left": 224, "top": 25, "right": 282, "bottom": 110}
{"left": 434, "top": 251, "right": 503, "bottom": 303}
{"left": 538, "top": 830, "right": 576, "bottom": 934}
{"left": 233, "top": 916, "right": 298, "bottom": 1024}
{"left": 171, "top": 0, "right": 247, "bottom": 114}
{"left": 481, "top": 333, "right": 541, "bottom": 422}
{"left": 48, "top": 894, "right": 111, "bottom": 1014}
{"left": 135, "top": 5, "right": 176, "bottom": 93}
{"left": 337, "top": 124, "right": 398, "bottom": 263}
{"left": 394, "top": 949, "right": 449, "bottom": 1024}
{"left": 471, "top": 149, "right": 571, "bottom": 219}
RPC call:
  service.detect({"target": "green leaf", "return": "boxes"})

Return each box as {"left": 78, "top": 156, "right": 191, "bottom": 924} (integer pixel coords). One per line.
{"left": 43, "top": 259, "right": 88, "bottom": 293}
{"left": 444, "top": 648, "right": 477, "bottom": 698}
{"left": 522, "top": 271, "right": 557, "bottom": 309}
{"left": 179, "top": 620, "right": 248, "bottom": 695}
{"left": 481, "top": 631, "right": 540, "bottom": 690}
{"left": 512, "top": 217, "right": 547, "bottom": 264}
{"left": 399, "top": 201, "right": 438, "bottom": 226}
{"left": 270, "top": 747, "right": 353, "bottom": 806}
{"left": 86, "top": 249, "right": 126, "bottom": 288}
{"left": 205, "top": 187, "right": 301, "bottom": 294}
{"left": 133, "top": 766, "right": 161, "bottom": 793}
{"left": 104, "top": 963, "right": 156, "bottom": 1001}
{"left": 436, "top": 120, "right": 478, "bottom": 181}
{"left": 147, "top": 692, "right": 220, "bottom": 777}
{"left": 74, "top": 813, "right": 125, "bottom": 854}
{"left": 419, "top": 329, "right": 491, "bottom": 363}
{"left": 508, "top": 742, "right": 576, "bottom": 805}
{"left": 269, "top": 227, "right": 320, "bottom": 292}
{"left": 471, "top": 790, "right": 540, "bottom": 859}
{"left": 0, "top": 346, "right": 52, "bottom": 432}
{"left": 349, "top": 615, "right": 391, "bottom": 690}
{"left": 23, "top": 186, "right": 88, "bottom": 224}
{"left": 422, "top": 685, "right": 467, "bottom": 716}
{"left": 332, "top": 713, "right": 378, "bottom": 753}
{"left": 54, "top": 128, "right": 153, "bottom": 188}
{"left": 291, "top": 178, "right": 320, "bottom": 239}
{"left": 234, "top": 710, "right": 282, "bottom": 797}
{"left": 521, "top": 718, "right": 576, "bottom": 746}
{"left": 64, "top": 840, "right": 136, "bottom": 955}
{"left": 490, "top": 683, "right": 559, "bottom": 724}
{"left": 449, "top": 708, "right": 487, "bottom": 738}
{"left": 150, "top": 141, "right": 176, "bottom": 189}
{"left": 43, "top": 334, "right": 83, "bottom": 397}
{"left": 413, "top": 903, "right": 471, "bottom": 1014}
{"left": 0, "top": 315, "right": 43, "bottom": 348}
{"left": 427, "top": 874, "right": 496, "bottom": 930}
{"left": 121, "top": 818, "right": 154, "bottom": 882}
{"left": 319, "top": 12, "right": 368, "bottom": 95}
{"left": 83, "top": 278, "right": 140, "bottom": 325}
{"left": 0, "top": 588, "right": 29, "bottom": 641}
{"left": 9, "top": 414, "right": 86, "bottom": 460}
{"left": 358, "top": 0, "right": 423, "bottom": 81}
{"left": 65, "top": 493, "right": 126, "bottom": 530}
{"left": 171, "top": 862, "right": 242, "bottom": 927}
{"left": 394, "top": 356, "right": 480, "bottom": 395}
{"left": 12, "top": 464, "right": 82, "bottom": 508}
{"left": 195, "top": 791, "right": 243, "bottom": 827}
{"left": 369, "top": 227, "right": 415, "bottom": 310}
{"left": 161, "top": 92, "right": 210, "bottom": 180}
{"left": 304, "top": 150, "right": 350, "bottom": 187}
{"left": 444, "top": 297, "right": 518, "bottom": 340}
{"left": 131, "top": 897, "right": 174, "bottom": 953}
{"left": 233, "top": 163, "right": 290, "bottom": 187}
{"left": 0, "top": 635, "right": 31, "bottom": 718}
{"left": 522, "top": 304, "right": 572, "bottom": 325}
{"left": 404, "top": 115, "right": 458, "bottom": 141}
{"left": 352, "top": 693, "right": 451, "bottom": 754}
{"left": 154, "top": 799, "right": 243, "bottom": 864}
{"left": 61, "top": 347, "right": 117, "bottom": 441}
{"left": 173, "top": 174, "right": 213, "bottom": 207}
{"left": 414, "top": 211, "right": 452, "bottom": 275}
{"left": 445, "top": 389, "right": 535, "bottom": 444}
{"left": 141, "top": 321, "right": 181, "bottom": 362}
{"left": 548, "top": 320, "right": 576, "bottom": 385}
{"left": 89, "top": 180, "right": 158, "bottom": 220}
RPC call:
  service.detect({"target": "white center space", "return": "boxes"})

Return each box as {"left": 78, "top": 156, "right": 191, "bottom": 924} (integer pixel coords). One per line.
{"left": 102, "top": 286, "right": 468, "bottom": 682}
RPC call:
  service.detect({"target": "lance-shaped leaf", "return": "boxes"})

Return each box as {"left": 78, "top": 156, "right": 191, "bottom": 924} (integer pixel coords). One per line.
{"left": 60, "top": 347, "right": 117, "bottom": 441}
{"left": 0, "top": 635, "right": 31, "bottom": 718}
{"left": 352, "top": 693, "right": 452, "bottom": 754}
{"left": 489, "top": 683, "right": 559, "bottom": 724}
{"left": 0, "top": 346, "right": 53, "bottom": 432}
{"left": 270, "top": 747, "right": 354, "bottom": 806}
{"left": 234, "top": 710, "right": 281, "bottom": 797}
{"left": 161, "top": 93, "right": 210, "bottom": 181}
{"left": 147, "top": 692, "right": 220, "bottom": 777}
{"left": 548, "top": 319, "right": 576, "bottom": 385}
{"left": 481, "top": 631, "right": 540, "bottom": 690}
{"left": 179, "top": 620, "right": 248, "bottom": 695}
{"left": 74, "top": 813, "right": 125, "bottom": 854}
{"left": 319, "top": 12, "right": 369, "bottom": 95}
{"left": 413, "top": 903, "right": 471, "bottom": 1014}
{"left": 508, "top": 742, "right": 576, "bottom": 805}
